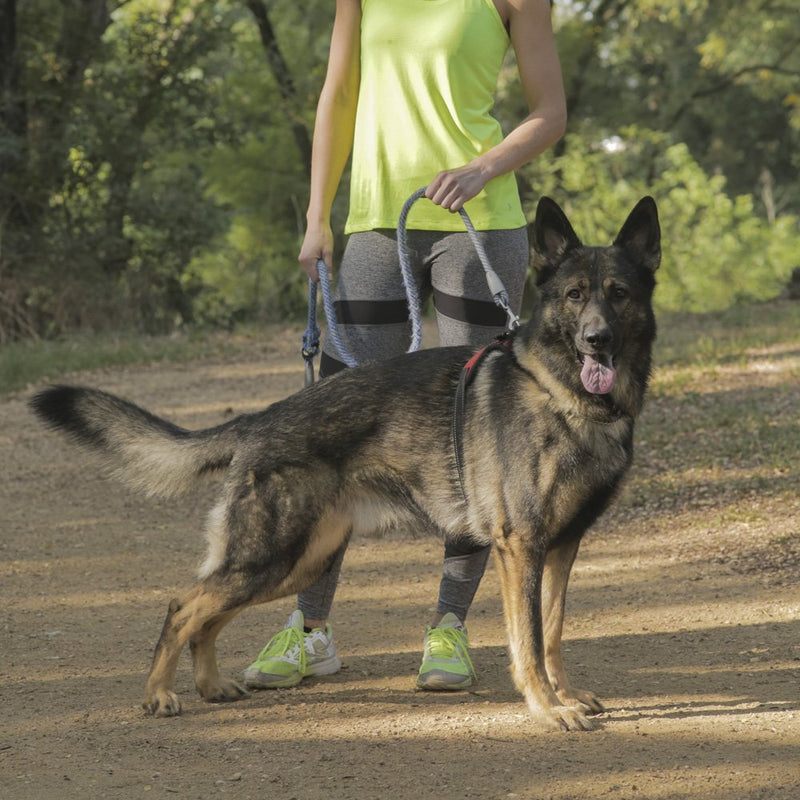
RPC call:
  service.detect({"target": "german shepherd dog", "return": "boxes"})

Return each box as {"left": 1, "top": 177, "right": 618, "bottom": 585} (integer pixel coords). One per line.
{"left": 30, "top": 197, "right": 660, "bottom": 732}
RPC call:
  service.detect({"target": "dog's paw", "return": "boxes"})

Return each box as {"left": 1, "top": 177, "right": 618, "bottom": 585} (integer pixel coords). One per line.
{"left": 557, "top": 687, "right": 605, "bottom": 715}
{"left": 198, "top": 678, "right": 250, "bottom": 704}
{"left": 546, "top": 704, "right": 597, "bottom": 733}
{"left": 143, "top": 689, "right": 182, "bottom": 718}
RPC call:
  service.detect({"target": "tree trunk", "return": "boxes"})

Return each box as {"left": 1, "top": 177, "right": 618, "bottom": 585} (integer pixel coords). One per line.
{"left": 244, "top": 0, "right": 312, "bottom": 175}
{"left": 0, "top": 0, "right": 28, "bottom": 224}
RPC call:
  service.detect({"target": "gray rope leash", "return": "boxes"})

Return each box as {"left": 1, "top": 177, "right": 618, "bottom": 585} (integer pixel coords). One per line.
{"left": 316, "top": 260, "right": 359, "bottom": 369}
{"left": 398, "top": 187, "right": 521, "bottom": 333}
{"left": 302, "top": 256, "right": 421, "bottom": 382}
{"left": 302, "top": 186, "right": 520, "bottom": 384}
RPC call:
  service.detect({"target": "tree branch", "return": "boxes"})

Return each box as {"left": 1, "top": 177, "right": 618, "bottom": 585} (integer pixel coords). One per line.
{"left": 669, "top": 41, "right": 800, "bottom": 129}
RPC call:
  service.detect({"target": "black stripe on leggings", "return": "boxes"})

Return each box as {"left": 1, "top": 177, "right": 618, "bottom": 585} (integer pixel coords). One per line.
{"left": 319, "top": 350, "right": 348, "bottom": 378}
{"left": 433, "top": 288, "right": 506, "bottom": 327}
{"left": 334, "top": 299, "right": 409, "bottom": 326}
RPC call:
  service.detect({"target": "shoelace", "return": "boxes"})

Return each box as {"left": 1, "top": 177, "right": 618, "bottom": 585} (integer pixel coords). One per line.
{"left": 256, "top": 626, "right": 307, "bottom": 673}
{"left": 426, "top": 627, "right": 476, "bottom": 678}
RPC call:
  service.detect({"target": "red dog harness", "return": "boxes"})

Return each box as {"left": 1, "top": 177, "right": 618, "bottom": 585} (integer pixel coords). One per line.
{"left": 452, "top": 334, "right": 514, "bottom": 501}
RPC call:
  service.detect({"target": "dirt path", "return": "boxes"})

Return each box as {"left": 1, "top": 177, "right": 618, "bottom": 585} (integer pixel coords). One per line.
{"left": 2, "top": 324, "right": 799, "bottom": 799}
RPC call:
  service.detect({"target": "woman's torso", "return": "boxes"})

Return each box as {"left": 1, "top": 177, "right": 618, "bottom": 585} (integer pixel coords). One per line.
{"left": 345, "top": 0, "right": 526, "bottom": 233}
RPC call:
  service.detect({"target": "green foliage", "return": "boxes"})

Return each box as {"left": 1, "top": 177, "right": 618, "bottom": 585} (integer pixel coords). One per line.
{"left": 551, "top": 0, "right": 800, "bottom": 210}
{"left": 653, "top": 301, "right": 800, "bottom": 370}
{"left": 187, "top": 0, "right": 336, "bottom": 325}
{"left": 522, "top": 127, "right": 798, "bottom": 311}
{"left": 2, "top": 0, "right": 247, "bottom": 338}
{"left": 1, "top": 0, "right": 798, "bottom": 342}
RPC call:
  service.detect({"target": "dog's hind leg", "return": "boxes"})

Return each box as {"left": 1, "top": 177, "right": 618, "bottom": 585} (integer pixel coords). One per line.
{"left": 143, "top": 524, "right": 352, "bottom": 715}
{"left": 143, "top": 581, "right": 247, "bottom": 717}
{"left": 542, "top": 536, "right": 604, "bottom": 715}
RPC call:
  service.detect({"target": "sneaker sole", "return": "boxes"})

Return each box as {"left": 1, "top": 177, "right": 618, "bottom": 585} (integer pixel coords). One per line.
{"left": 242, "top": 669, "right": 305, "bottom": 690}
{"left": 307, "top": 654, "right": 341, "bottom": 676}
{"left": 416, "top": 672, "right": 474, "bottom": 691}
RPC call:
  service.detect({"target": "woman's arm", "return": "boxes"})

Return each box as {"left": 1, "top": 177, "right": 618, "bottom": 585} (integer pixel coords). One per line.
{"left": 299, "top": 0, "right": 362, "bottom": 280}
{"left": 426, "top": 0, "right": 567, "bottom": 213}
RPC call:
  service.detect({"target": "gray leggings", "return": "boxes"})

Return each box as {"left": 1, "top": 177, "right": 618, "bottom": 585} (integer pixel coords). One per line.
{"left": 298, "top": 227, "right": 528, "bottom": 623}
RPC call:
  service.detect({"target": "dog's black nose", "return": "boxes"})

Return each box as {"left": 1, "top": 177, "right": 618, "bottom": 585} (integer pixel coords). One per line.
{"left": 584, "top": 326, "right": 613, "bottom": 349}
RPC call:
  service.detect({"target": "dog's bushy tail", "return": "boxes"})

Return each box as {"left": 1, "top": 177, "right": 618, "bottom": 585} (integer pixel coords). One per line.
{"left": 30, "top": 385, "right": 238, "bottom": 498}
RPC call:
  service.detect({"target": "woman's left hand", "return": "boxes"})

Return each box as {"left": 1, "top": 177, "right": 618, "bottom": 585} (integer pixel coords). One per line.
{"left": 425, "top": 162, "right": 488, "bottom": 213}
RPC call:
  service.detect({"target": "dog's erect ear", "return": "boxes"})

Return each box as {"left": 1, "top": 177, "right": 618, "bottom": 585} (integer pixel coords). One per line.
{"left": 532, "top": 196, "right": 582, "bottom": 264}
{"left": 614, "top": 196, "right": 661, "bottom": 273}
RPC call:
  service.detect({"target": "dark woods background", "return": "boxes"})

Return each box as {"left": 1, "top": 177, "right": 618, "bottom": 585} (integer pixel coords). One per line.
{"left": 1, "top": 0, "right": 797, "bottom": 342}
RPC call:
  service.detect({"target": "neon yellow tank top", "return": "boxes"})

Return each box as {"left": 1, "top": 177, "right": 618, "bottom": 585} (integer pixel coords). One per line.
{"left": 345, "top": 0, "right": 526, "bottom": 234}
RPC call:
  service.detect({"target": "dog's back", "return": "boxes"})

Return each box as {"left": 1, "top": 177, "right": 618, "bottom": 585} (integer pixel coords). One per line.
{"left": 29, "top": 346, "right": 472, "bottom": 512}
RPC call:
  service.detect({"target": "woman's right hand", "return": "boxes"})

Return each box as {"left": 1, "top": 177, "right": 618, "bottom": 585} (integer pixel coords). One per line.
{"left": 298, "top": 223, "right": 334, "bottom": 282}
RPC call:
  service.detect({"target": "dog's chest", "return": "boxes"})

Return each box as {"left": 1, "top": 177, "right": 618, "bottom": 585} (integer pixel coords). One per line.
{"left": 574, "top": 420, "right": 632, "bottom": 505}
{"left": 571, "top": 417, "right": 631, "bottom": 472}
{"left": 534, "top": 415, "right": 632, "bottom": 504}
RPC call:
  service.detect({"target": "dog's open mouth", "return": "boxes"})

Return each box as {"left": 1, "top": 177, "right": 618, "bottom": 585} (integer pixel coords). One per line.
{"left": 579, "top": 353, "right": 616, "bottom": 395}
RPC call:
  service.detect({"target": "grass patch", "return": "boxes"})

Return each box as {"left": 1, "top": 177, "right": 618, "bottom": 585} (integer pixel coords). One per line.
{"left": 654, "top": 299, "right": 800, "bottom": 367}
{"left": 0, "top": 329, "right": 247, "bottom": 396}
{"left": 627, "top": 299, "right": 800, "bottom": 517}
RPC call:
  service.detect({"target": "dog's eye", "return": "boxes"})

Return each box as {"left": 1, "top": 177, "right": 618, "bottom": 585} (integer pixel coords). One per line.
{"left": 611, "top": 286, "right": 629, "bottom": 300}
{"left": 566, "top": 288, "right": 582, "bottom": 301}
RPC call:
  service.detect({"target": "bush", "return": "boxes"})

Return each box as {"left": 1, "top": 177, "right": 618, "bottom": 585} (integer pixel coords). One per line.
{"left": 522, "top": 127, "right": 799, "bottom": 312}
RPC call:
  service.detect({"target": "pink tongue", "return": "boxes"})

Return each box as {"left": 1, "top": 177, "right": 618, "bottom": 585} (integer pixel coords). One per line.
{"left": 581, "top": 355, "right": 616, "bottom": 394}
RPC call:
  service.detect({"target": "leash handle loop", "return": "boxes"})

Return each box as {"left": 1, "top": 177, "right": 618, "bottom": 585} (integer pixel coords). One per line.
{"left": 301, "top": 202, "right": 428, "bottom": 382}
{"left": 399, "top": 187, "right": 521, "bottom": 333}
{"left": 302, "top": 255, "right": 421, "bottom": 382}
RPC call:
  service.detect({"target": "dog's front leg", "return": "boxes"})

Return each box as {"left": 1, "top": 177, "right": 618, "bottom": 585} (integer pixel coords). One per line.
{"left": 542, "top": 537, "right": 604, "bottom": 715}
{"left": 493, "top": 533, "right": 594, "bottom": 732}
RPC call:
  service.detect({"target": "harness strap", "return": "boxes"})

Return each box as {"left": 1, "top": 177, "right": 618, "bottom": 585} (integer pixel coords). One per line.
{"left": 452, "top": 335, "right": 513, "bottom": 502}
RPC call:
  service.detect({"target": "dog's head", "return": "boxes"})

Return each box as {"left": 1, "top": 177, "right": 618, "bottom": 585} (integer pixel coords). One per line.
{"left": 528, "top": 196, "right": 660, "bottom": 415}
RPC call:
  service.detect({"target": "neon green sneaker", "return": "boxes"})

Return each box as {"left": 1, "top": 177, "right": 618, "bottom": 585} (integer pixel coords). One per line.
{"left": 243, "top": 610, "right": 341, "bottom": 689}
{"left": 416, "top": 612, "right": 477, "bottom": 690}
